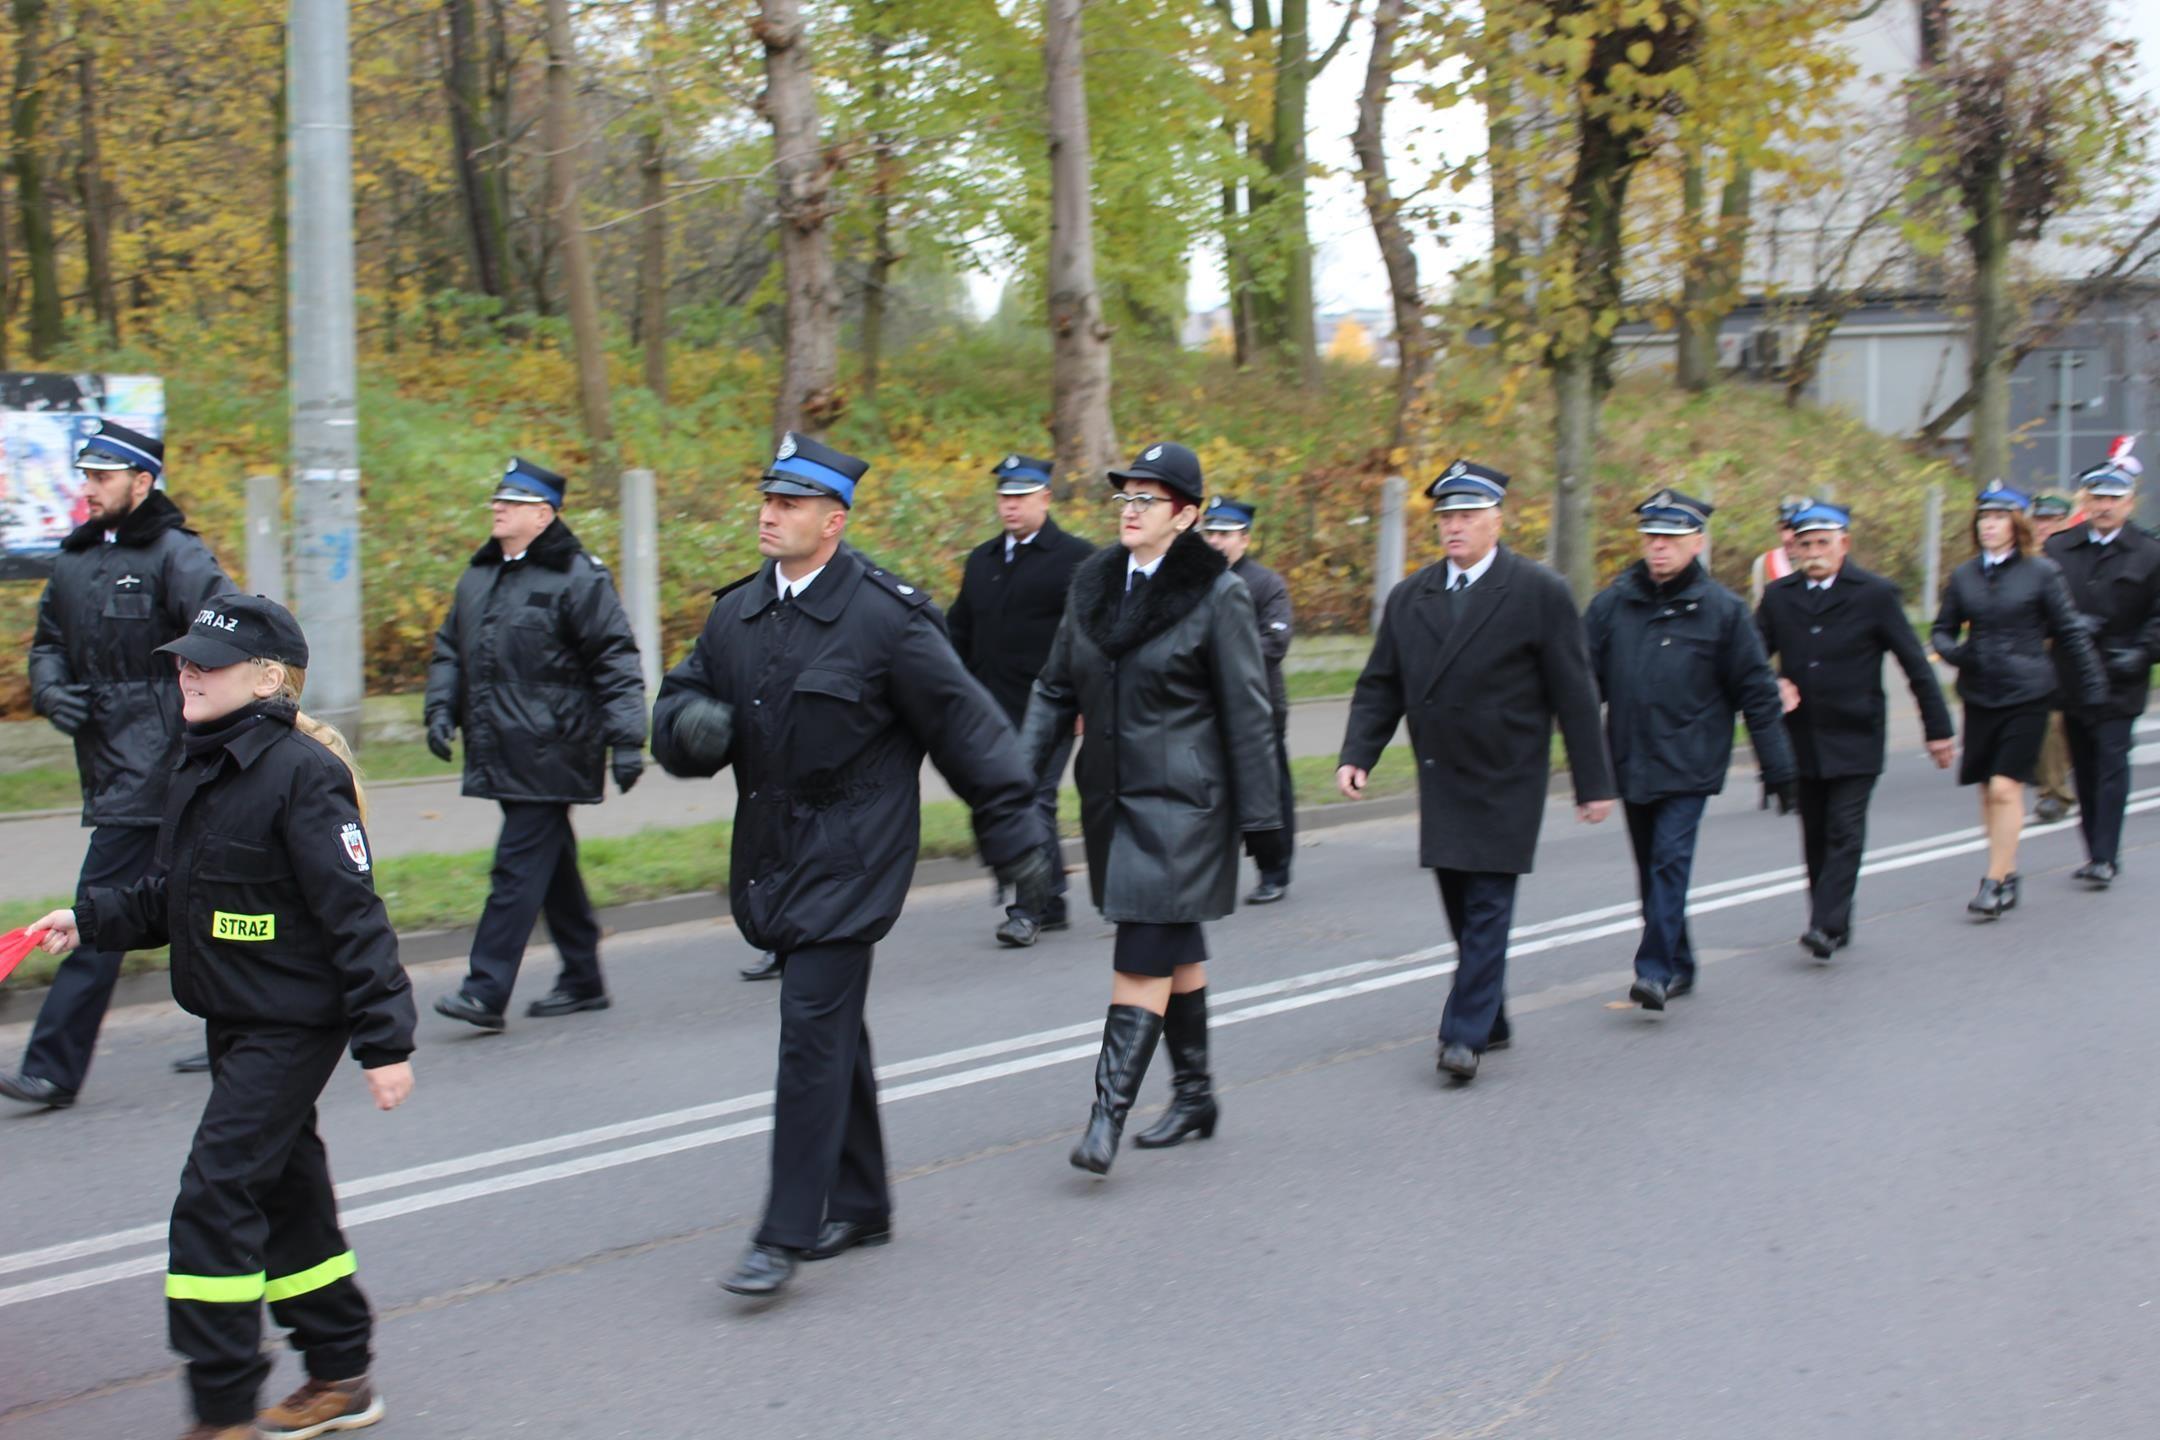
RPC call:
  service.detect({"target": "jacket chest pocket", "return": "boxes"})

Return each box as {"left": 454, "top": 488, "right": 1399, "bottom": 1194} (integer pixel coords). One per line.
{"left": 786, "top": 667, "right": 874, "bottom": 783}
{"left": 191, "top": 834, "right": 304, "bottom": 952}
{"left": 103, "top": 592, "right": 154, "bottom": 621}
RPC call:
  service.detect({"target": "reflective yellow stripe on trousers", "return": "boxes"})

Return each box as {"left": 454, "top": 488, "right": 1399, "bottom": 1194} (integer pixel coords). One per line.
{"left": 166, "top": 1271, "right": 267, "bottom": 1303}
{"left": 263, "top": 1250, "right": 357, "bottom": 1303}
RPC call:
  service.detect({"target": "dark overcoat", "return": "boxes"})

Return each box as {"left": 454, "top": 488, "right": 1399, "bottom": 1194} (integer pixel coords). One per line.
{"left": 1929, "top": 550, "right": 2106, "bottom": 710}
{"left": 1016, "top": 531, "right": 1280, "bottom": 924}
{"left": 1755, "top": 563, "right": 1954, "bottom": 779}
{"left": 651, "top": 544, "right": 1044, "bottom": 954}
{"left": 423, "top": 519, "right": 649, "bottom": 805}
{"left": 945, "top": 516, "right": 1094, "bottom": 726}
{"left": 2044, "top": 522, "right": 2160, "bottom": 720}
{"left": 1231, "top": 554, "right": 1293, "bottom": 719}
{"left": 28, "top": 490, "right": 234, "bottom": 827}
{"left": 1338, "top": 546, "right": 1613, "bottom": 875}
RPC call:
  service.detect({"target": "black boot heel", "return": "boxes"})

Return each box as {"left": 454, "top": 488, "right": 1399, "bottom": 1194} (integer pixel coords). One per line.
{"left": 1134, "top": 988, "right": 1218, "bottom": 1150}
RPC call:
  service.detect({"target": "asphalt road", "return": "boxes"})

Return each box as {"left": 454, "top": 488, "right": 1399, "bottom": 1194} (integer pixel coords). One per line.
{"left": 4, "top": 749, "right": 2158, "bottom": 1438}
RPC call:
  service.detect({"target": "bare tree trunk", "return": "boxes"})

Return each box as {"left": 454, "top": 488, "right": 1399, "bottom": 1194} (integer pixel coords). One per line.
{"left": 637, "top": 0, "right": 669, "bottom": 399}
{"left": 1674, "top": 153, "right": 1710, "bottom": 390}
{"left": 9, "top": 0, "right": 63, "bottom": 361}
{"left": 1552, "top": 351, "right": 1601, "bottom": 604}
{"left": 1352, "top": 0, "right": 1429, "bottom": 452}
{"left": 0, "top": 141, "right": 12, "bottom": 369}
{"left": 1964, "top": 150, "right": 2011, "bottom": 482}
{"left": 1269, "top": 0, "right": 1319, "bottom": 384}
{"left": 74, "top": 17, "right": 118, "bottom": 343}
{"left": 1045, "top": 0, "right": 1117, "bottom": 499}
{"left": 1676, "top": 156, "right": 1752, "bottom": 392}
{"left": 757, "top": 0, "right": 843, "bottom": 443}
{"left": 860, "top": 28, "right": 898, "bottom": 407}
{"left": 542, "top": 0, "right": 616, "bottom": 484}
{"left": 446, "top": 0, "right": 510, "bottom": 301}
{"left": 270, "top": 33, "right": 288, "bottom": 373}
{"left": 1484, "top": 62, "right": 1524, "bottom": 322}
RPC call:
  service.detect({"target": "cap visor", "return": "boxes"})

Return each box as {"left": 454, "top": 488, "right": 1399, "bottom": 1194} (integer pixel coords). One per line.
{"left": 75, "top": 456, "right": 134, "bottom": 471}
{"left": 1637, "top": 523, "right": 1701, "bottom": 535}
{"left": 758, "top": 475, "right": 841, "bottom": 500}
{"left": 1201, "top": 518, "right": 1249, "bottom": 531}
{"left": 995, "top": 480, "right": 1050, "bottom": 495}
{"left": 1433, "top": 496, "right": 1500, "bottom": 511}
{"left": 155, "top": 633, "right": 257, "bottom": 669}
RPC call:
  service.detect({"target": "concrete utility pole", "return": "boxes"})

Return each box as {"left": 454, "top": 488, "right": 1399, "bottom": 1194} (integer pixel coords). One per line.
{"left": 288, "top": 0, "right": 363, "bottom": 741}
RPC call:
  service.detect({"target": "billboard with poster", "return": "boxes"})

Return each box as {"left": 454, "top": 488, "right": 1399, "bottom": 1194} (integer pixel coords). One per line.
{"left": 0, "top": 373, "right": 167, "bottom": 582}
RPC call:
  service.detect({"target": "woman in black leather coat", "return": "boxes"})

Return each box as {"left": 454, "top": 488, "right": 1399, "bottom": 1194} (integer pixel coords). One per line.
{"left": 1019, "top": 442, "right": 1285, "bottom": 1179}
{"left": 1930, "top": 482, "right": 2107, "bottom": 917}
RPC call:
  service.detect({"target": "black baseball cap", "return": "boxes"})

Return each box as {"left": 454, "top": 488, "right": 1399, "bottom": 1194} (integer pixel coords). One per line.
{"left": 1108, "top": 441, "right": 1204, "bottom": 505}
{"left": 157, "top": 593, "right": 311, "bottom": 670}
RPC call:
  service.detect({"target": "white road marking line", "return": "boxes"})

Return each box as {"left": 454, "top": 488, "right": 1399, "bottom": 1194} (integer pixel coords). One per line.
{"left": 4, "top": 790, "right": 2155, "bottom": 1311}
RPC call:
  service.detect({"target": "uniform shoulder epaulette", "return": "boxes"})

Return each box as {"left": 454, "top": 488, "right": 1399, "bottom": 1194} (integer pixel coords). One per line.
{"left": 586, "top": 553, "right": 609, "bottom": 572}
{"left": 859, "top": 562, "right": 931, "bottom": 609}
{"left": 711, "top": 571, "right": 760, "bottom": 602}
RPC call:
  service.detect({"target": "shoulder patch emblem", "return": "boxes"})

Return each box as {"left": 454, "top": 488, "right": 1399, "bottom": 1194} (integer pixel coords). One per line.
{"left": 340, "top": 821, "right": 371, "bottom": 873}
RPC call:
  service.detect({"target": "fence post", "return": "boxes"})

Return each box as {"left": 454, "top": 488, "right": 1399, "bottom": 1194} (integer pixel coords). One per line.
{"left": 246, "top": 474, "right": 286, "bottom": 606}
{"left": 621, "top": 468, "right": 662, "bottom": 694}
{"left": 1374, "top": 474, "right": 1407, "bottom": 634}
{"left": 1922, "top": 481, "right": 1944, "bottom": 608}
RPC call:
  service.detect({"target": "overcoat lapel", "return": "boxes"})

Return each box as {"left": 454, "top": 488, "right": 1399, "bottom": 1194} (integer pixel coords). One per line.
{"left": 1419, "top": 548, "right": 1512, "bottom": 703}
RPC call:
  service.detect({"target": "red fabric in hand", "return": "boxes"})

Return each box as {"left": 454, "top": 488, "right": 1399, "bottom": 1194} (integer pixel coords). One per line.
{"left": 0, "top": 926, "right": 47, "bottom": 985}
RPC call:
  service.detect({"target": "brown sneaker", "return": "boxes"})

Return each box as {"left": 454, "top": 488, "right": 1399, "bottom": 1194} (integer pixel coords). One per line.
{"left": 256, "top": 1375, "right": 384, "bottom": 1438}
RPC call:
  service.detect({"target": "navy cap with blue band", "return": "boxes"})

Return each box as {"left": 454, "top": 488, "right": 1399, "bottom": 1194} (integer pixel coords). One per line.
{"left": 491, "top": 457, "right": 567, "bottom": 507}
{"left": 760, "top": 432, "right": 869, "bottom": 509}
{"left": 74, "top": 420, "right": 164, "bottom": 480}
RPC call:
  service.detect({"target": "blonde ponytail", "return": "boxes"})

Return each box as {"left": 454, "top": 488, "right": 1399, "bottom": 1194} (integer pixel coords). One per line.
{"left": 263, "top": 662, "right": 369, "bottom": 824}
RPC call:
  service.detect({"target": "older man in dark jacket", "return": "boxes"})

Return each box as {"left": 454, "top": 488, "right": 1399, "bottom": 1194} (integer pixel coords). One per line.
{"left": 1202, "top": 495, "right": 1297, "bottom": 903}
{"left": 425, "top": 459, "right": 648, "bottom": 1031}
{"left": 1339, "top": 460, "right": 1614, "bottom": 1083}
{"left": 1756, "top": 501, "right": 1955, "bottom": 958}
{"left": 1585, "top": 490, "right": 1795, "bottom": 1013}
{"left": 2, "top": 422, "right": 233, "bottom": 1110}
{"left": 946, "top": 453, "right": 1093, "bottom": 947}
{"left": 2044, "top": 455, "right": 2160, "bottom": 886}
{"left": 652, "top": 434, "right": 1055, "bottom": 1300}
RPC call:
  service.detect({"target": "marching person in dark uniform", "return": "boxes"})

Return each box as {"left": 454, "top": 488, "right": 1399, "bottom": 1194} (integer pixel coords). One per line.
{"left": 946, "top": 452, "right": 1094, "bottom": 948}
{"left": 26, "top": 595, "right": 415, "bottom": 1440}
{"left": 2, "top": 421, "right": 233, "bottom": 1109}
{"left": 651, "top": 433, "right": 1055, "bottom": 1299}
{"left": 425, "top": 458, "right": 649, "bottom": 1032}
{"left": 1201, "top": 494, "right": 1297, "bottom": 903}
{"left": 1755, "top": 501, "right": 1956, "bottom": 959}
{"left": 1017, "top": 443, "right": 1284, "bottom": 1174}
{"left": 2043, "top": 457, "right": 2160, "bottom": 888}
{"left": 2029, "top": 493, "right": 2082, "bottom": 822}
{"left": 1337, "top": 461, "right": 1613, "bottom": 1082}
{"left": 1585, "top": 490, "right": 1796, "bottom": 1013}
{"left": 1930, "top": 481, "right": 2107, "bottom": 918}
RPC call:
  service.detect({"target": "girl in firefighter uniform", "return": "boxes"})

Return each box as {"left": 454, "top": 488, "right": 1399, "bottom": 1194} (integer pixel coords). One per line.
{"left": 31, "top": 594, "right": 416, "bottom": 1440}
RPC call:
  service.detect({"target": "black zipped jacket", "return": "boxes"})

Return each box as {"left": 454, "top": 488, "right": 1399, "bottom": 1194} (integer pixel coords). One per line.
{"left": 76, "top": 701, "right": 415, "bottom": 1067}
{"left": 1929, "top": 549, "right": 2107, "bottom": 712}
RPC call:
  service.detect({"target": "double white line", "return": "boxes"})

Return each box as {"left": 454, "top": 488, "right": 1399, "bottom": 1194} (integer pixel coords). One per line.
{"left": 4, "top": 786, "right": 2154, "bottom": 1312}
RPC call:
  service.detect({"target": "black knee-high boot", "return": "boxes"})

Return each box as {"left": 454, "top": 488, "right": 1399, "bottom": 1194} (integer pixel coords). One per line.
{"left": 1069, "top": 1005, "right": 1164, "bottom": 1176}
{"left": 1133, "top": 988, "right": 1216, "bottom": 1149}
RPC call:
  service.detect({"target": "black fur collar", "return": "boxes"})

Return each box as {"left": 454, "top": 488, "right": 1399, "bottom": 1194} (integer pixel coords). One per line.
{"left": 60, "top": 488, "right": 191, "bottom": 552}
{"left": 471, "top": 517, "right": 582, "bottom": 571}
{"left": 1070, "top": 529, "right": 1226, "bottom": 658}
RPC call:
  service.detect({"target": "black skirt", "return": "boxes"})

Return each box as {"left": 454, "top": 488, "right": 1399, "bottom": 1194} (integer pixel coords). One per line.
{"left": 1959, "top": 701, "right": 2050, "bottom": 786}
{"left": 1111, "top": 921, "right": 1208, "bottom": 978}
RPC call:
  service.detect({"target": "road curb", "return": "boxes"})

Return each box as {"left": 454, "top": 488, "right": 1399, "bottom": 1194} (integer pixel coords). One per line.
{"left": 0, "top": 790, "right": 1425, "bottom": 1023}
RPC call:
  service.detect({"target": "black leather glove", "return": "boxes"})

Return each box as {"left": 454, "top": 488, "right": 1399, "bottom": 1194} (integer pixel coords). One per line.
{"left": 612, "top": 747, "right": 645, "bottom": 794}
{"left": 2103, "top": 645, "right": 2146, "bottom": 681}
{"left": 425, "top": 713, "right": 455, "bottom": 762}
{"left": 1244, "top": 827, "right": 1290, "bottom": 877}
{"left": 995, "top": 847, "right": 1058, "bottom": 921}
{"left": 38, "top": 685, "right": 91, "bottom": 737}
{"left": 670, "top": 696, "right": 736, "bottom": 771}
{"left": 1772, "top": 780, "right": 1799, "bottom": 815}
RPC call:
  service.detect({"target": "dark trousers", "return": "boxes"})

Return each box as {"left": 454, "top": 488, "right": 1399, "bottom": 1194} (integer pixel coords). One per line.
{"left": 756, "top": 941, "right": 889, "bottom": 1251}
{"left": 20, "top": 823, "right": 160, "bottom": 1092}
{"left": 1624, "top": 796, "right": 1708, "bottom": 987}
{"left": 170, "top": 1024, "right": 372, "bottom": 1425}
{"left": 1434, "top": 869, "right": 1518, "bottom": 1050}
{"left": 1259, "top": 716, "right": 1296, "bottom": 886}
{"left": 2066, "top": 713, "right": 2135, "bottom": 865}
{"left": 464, "top": 801, "right": 603, "bottom": 1013}
{"left": 1797, "top": 775, "right": 1875, "bottom": 939}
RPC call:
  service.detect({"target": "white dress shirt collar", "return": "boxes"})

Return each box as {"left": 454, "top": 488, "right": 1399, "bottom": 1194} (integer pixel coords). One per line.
{"left": 1445, "top": 548, "right": 1498, "bottom": 590}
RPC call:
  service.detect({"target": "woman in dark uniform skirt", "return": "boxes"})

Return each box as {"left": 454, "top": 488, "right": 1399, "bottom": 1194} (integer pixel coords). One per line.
{"left": 1018, "top": 442, "right": 1286, "bottom": 1177}
{"left": 1930, "top": 482, "right": 2107, "bottom": 918}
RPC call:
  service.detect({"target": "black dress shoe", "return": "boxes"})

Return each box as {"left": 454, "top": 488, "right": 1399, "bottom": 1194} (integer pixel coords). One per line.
{"left": 1038, "top": 901, "right": 1071, "bottom": 933}
{"left": 526, "top": 989, "right": 610, "bottom": 1018}
{"left": 1437, "top": 1042, "right": 1479, "bottom": 1081}
{"left": 994, "top": 910, "right": 1042, "bottom": 948}
{"left": 1801, "top": 928, "right": 1837, "bottom": 960}
{"left": 171, "top": 1051, "right": 212, "bottom": 1074}
{"left": 719, "top": 1243, "right": 799, "bottom": 1297}
{"left": 803, "top": 1217, "right": 893, "bottom": 1261}
{"left": 1244, "top": 879, "right": 1287, "bottom": 905}
{"left": 2076, "top": 860, "right": 2118, "bottom": 888}
{"left": 0, "top": 1072, "right": 76, "bottom": 1109}
{"left": 1629, "top": 978, "right": 1668, "bottom": 1011}
{"left": 1666, "top": 974, "right": 1695, "bottom": 999}
{"left": 433, "top": 991, "right": 506, "bottom": 1031}
{"left": 739, "top": 953, "right": 784, "bottom": 982}
{"left": 2034, "top": 795, "right": 2069, "bottom": 823}
{"left": 1967, "top": 877, "right": 2007, "bottom": 919}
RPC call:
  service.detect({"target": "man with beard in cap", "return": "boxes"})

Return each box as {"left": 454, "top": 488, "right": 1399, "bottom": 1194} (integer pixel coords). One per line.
{"left": 1585, "top": 489, "right": 1795, "bottom": 1014}
{"left": 946, "top": 452, "right": 1094, "bottom": 948}
{"left": 2, "top": 421, "right": 234, "bottom": 1109}
{"left": 652, "top": 432, "right": 1056, "bottom": 1299}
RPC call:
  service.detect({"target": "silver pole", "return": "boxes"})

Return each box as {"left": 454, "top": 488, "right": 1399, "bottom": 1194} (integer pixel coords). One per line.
{"left": 288, "top": 0, "right": 363, "bottom": 740}
{"left": 245, "top": 474, "right": 286, "bottom": 607}
{"left": 1374, "top": 474, "right": 1407, "bottom": 634}
{"left": 621, "top": 468, "right": 662, "bottom": 695}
